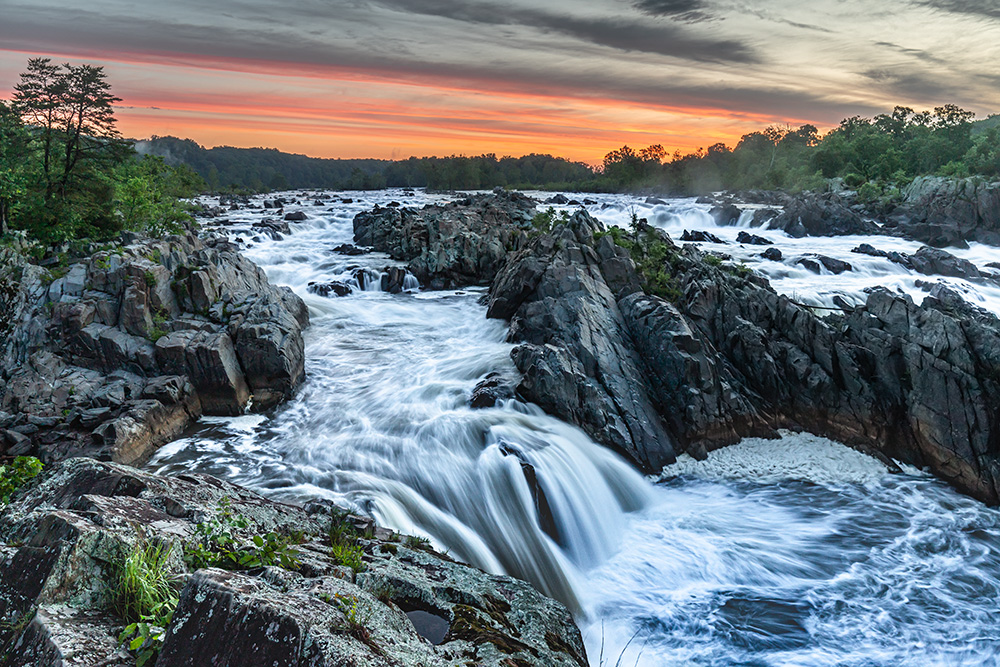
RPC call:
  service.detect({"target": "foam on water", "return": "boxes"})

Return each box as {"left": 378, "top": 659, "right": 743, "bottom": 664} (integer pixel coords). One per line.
{"left": 658, "top": 430, "right": 913, "bottom": 486}
{"left": 152, "top": 189, "right": 1000, "bottom": 665}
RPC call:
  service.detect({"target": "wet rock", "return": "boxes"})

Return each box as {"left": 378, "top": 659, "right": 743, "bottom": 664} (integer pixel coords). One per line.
{"left": 332, "top": 243, "right": 369, "bottom": 256}
{"left": 773, "top": 193, "right": 879, "bottom": 237}
{"left": 284, "top": 210, "right": 309, "bottom": 221}
{"left": 761, "top": 247, "right": 783, "bottom": 262}
{"left": 380, "top": 266, "right": 408, "bottom": 294}
{"left": 545, "top": 194, "right": 570, "bottom": 205}
{"left": 908, "top": 246, "right": 982, "bottom": 280}
{"left": 469, "top": 372, "right": 516, "bottom": 408}
{"left": 353, "top": 190, "right": 536, "bottom": 288}
{"left": 308, "top": 281, "right": 353, "bottom": 297}
{"left": 710, "top": 203, "right": 743, "bottom": 226}
{"left": 680, "top": 230, "right": 725, "bottom": 244}
{"left": 796, "top": 255, "right": 852, "bottom": 274}
{"left": 736, "top": 231, "right": 773, "bottom": 246}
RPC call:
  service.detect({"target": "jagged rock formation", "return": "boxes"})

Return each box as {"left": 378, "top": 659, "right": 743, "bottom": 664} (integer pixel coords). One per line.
{"left": 0, "top": 458, "right": 586, "bottom": 666}
{"left": 0, "top": 231, "right": 308, "bottom": 466}
{"left": 488, "top": 215, "right": 1000, "bottom": 502}
{"left": 771, "top": 192, "right": 879, "bottom": 237}
{"left": 353, "top": 189, "right": 537, "bottom": 288}
{"left": 352, "top": 192, "right": 1000, "bottom": 503}
{"left": 884, "top": 176, "right": 1000, "bottom": 247}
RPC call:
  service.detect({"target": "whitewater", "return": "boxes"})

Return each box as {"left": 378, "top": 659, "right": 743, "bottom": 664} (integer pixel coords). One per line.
{"left": 149, "top": 190, "right": 1000, "bottom": 666}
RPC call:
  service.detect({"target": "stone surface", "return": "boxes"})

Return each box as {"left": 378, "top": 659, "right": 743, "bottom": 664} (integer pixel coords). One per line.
{"left": 0, "top": 458, "right": 586, "bottom": 667}
{"left": 0, "top": 230, "right": 308, "bottom": 465}
{"left": 353, "top": 189, "right": 536, "bottom": 288}
{"left": 772, "top": 193, "right": 879, "bottom": 237}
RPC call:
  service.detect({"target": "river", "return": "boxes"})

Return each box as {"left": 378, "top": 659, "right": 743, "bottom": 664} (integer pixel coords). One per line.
{"left": 149, "top": 190, "right": 1000, "bottom": 666}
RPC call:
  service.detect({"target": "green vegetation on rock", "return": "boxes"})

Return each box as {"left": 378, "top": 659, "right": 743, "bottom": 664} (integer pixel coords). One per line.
{"left": 0, "top": 456, "right": 43, "bottom": 504}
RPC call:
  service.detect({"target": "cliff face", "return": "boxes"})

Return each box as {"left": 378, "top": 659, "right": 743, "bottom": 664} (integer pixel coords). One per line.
{"left": 0, "top": 458, "right": 586, "bottom": 666}
{"left": 0, "top": 230, "right": 308, "bottom": 466}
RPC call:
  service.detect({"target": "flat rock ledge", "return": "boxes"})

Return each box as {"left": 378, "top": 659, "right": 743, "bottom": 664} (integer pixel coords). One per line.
{"left": 0, "top": 458, "right": 587, "bottom": 666}
{"left": 0, "top": 230, "right": 309, "bottom": 466}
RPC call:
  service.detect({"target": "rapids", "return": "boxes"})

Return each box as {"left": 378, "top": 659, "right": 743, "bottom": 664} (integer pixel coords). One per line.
{"left": 150, "top": 190, "right": 1000, "bottom": 666}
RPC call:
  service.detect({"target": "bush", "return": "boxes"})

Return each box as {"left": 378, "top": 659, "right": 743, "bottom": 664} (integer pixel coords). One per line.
{"left": 0, "top": 456, "right": 42, "bottom": 504}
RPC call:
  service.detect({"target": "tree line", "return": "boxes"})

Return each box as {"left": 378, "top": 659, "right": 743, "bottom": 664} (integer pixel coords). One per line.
{"left": 1, "top": 58, "right": 204, "bottom": 243}
{"left": 137, "top": 136, "right": 595, "bottom": 193}
{"left": 601, "top": 104, "right": 1000, "bottom": 198}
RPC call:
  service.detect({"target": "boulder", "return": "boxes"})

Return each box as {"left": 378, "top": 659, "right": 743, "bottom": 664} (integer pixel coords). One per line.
{"left": 680, "top": 230, "right": 725, "bottom": 244}
{"left": 284, "top": 211, "right": 309, "bottom": 222}
{"left": 772, "top": 193, "right": 879, "bottom": 237}
{"left": 156, "top": 330, "right": 250, "bottom": 415}
{"left": 736, "top": 231, "right": 772, "bottom": 245}
{"left": 710, "top": 203, "right": 743, "bottom": 226}
{"left": 761, "top": 247, "right": 783, "bottom": 262}
{"left": 308, "top": 281, "right": 353, "bottom": 297}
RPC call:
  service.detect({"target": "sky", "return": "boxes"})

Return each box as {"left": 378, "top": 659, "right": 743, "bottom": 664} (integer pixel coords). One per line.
{"left": 1, "top": 0, "right": 998, "bottom": 164}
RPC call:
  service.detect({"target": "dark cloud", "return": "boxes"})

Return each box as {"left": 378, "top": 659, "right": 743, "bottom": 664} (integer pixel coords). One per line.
{"left": 370, "top": 0, "right": 755, "bottom": 63}
{"left": 874, "top": 41, "right": 948, "bottom": 65}
{"left": 914, "top": 0, "right": 1000, "bottom": 19}
{"left": 632, "top": 0, "right": 713, "bottom": 22}
{"left": 862, "top": 67, "right": 958, "bottom": 100}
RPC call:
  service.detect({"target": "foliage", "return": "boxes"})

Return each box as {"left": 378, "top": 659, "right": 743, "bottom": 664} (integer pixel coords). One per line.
{"left": 328, "top": 508, "right": 369, "bottom": 573}
{"left": 530, "top": 207, "right": 570, "bottom": 234}
{"left": 183, "top": 497, "right": 301, "bottom": 571}
{"left": 2, "top": 58, "right": 202, "bottom": 244}
{"left": 595, "top": 226, "right": 682, "bottom": 301}
{"left": 0, "top": 456, "right": 43, "bottom": 504}
{"left": 109, "top": 538, "right": 179, "bottom": 667}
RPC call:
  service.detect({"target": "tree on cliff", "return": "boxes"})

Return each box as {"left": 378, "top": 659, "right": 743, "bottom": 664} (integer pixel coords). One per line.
{"left": 11, "top": 58, "right": 129, "bottom": 240}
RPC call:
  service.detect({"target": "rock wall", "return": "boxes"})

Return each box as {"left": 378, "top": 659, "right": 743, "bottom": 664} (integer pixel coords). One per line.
{"left": 0, "top": 231, "right": 308, "bottom": 466}
{"left": 888, "top": 176, "right": 1000, "bottom": 247}
{"left": 0, "top": 458, "right": 586, "bottom": 667}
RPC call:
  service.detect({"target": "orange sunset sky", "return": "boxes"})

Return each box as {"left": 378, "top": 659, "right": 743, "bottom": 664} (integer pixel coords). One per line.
{"left": 2, "top": 0, "right": 998, "bottom": 164}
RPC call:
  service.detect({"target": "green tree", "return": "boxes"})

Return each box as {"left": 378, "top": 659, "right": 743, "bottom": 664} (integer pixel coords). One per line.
{"left": 0, "top": 102, "right": 30, "bottom": 234}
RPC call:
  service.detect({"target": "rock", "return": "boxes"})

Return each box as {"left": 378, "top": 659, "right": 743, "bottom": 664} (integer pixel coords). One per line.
{"left": 353, "top": 191, "right": 536, "bottom": 288}
{"left": 772, "top": 193, "right": 879, "bottom": 237}
{"left": 380, "top": 267, "right": 408, "bottom": 294}
{"left": 284, "top": 211, "right": 309, "bottom": 222}
{"left": 710, "top": 203, "right": 743, "bottom": 226}
{"left": 796, "top": 255, "right": 852, "bottom": 274}
{"left": 308, "top": 281, "right": 353, "bottom": 297}
{"left": 908, "top": 246, "right": 983, "bottom": 280}
{"left": 892, "top": 176, "right": 1000, "bottom": 247}
{"left": 332, "top": 243, "right": 369, "bottom": 256}
{"left": 0, "top": 232, "right": 307, "bottom": 464}
{"left": 645, "top": 197, "right": 667, "bottom": 205}
{"left": 736, "top": 231, "right": 772, "bottom": 245}
{"left": 545, "top": 194, "right": 570, "bottom": 205}
{"left": 751, "top": 208, "right": 780, "bottom": 226}
{"left": 0, "top": 458, "right": 588, "bottom": 667}
{"left": 680, "top": 230, "right": 725, "bottom": 244}
{"left": 487, "top": 212, "right": 676, "bottom": 471}
{"left": 156, "top": 331, "right": 250, "bottom": 415}
{"left": 469, "top": 372, "right": 516, "bottom": 408}
{"left": 852, "top": 243, "right": 889, "bottom": 258}
{"left": 761, "top": 247, "right": 783, "bottom": 262}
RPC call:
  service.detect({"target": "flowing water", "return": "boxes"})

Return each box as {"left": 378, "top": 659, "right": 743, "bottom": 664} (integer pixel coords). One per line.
{"left": 150, "top": 190, "right": 1000, "bottom": 666}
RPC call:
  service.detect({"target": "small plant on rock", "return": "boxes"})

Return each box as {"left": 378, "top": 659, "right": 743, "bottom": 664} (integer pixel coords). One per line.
{"left": 109, "top": 537, "right": 179, "bottom": 667}
{"left": 183, "top": 496, "right": 301, "bottom": 571}
{"left": 0, "top": 456, "right": 43, "bottom": 504}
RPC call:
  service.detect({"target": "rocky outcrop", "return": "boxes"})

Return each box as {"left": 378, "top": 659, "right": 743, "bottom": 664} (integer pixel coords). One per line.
{"left": 0, "top": 232, "right": 308, "bottom": 466}
{"left": 487, "top": 218, "right": 1000, "bottom": 503}
{"left": 772, "top": 192, "right": 879, "bottom": 237}
{"left": 885, "top": 176, "right": 1000, "bottom": 247}
{"left": 487, "top": 212, "right": 677, "bottom": 469}
{"left": 0, "top": 458, "right": 586, "bottom": 667}
{"left": 353, "top": 189, "right": 537, "bottom": 288}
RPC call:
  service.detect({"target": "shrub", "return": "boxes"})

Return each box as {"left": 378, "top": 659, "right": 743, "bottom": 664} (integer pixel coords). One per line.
{"left": 0, "top": 456, "right": 43, "bottom": 504}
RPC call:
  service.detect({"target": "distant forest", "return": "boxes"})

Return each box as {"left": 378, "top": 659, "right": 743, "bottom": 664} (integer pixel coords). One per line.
{"left": 135, "top": 137, "right": 594, "bottom": 193}
{"left": 137, "top": 107, "right": 1000, "bottom": 197}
